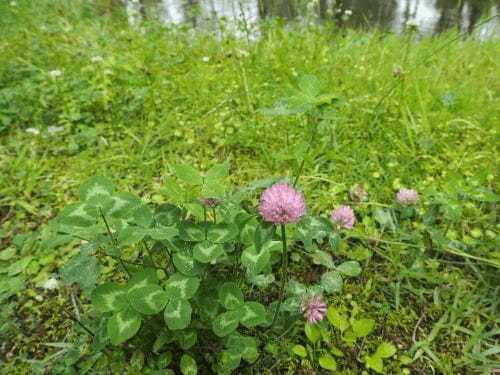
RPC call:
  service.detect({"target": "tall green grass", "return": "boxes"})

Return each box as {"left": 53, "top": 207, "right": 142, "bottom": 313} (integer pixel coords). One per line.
{"left": 0, "top": 0, "right": 498, "bottom": 373}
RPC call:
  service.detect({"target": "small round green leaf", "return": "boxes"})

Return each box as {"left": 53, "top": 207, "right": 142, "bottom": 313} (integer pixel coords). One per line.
{"left": 312, "top": 250, "right": 336, "bottom": 269}
{"left": 146, "top": 226, "right": 178, "bottom": 240}
{"left": 157, "top": 351, "right": 172, "bottom": 369}
{"left": 164, "top": 299, "right": 192, "bottom": 330}
{"left": 329, "top": 233, "right": 342, "bottom": 252}
{"left": 286, "top": 280, "right": 307, "bottom": 296}
{"left": 179, "top": 222, "right": 205, "bottom": 242}
{"left": 352, "top": 318, "right": 375, "bottom": 338}
{"left": 128, "top": 269, "right": 158, "bottom": 293}
{"left": 193, "top": 240, "right": 224, "bottom": 263}
{"left": 173, "top": 252, "right": 203, "bottom": 276}
{"left": 318, "top": 353, "right": 337, "bottom": 371}
{"left": 221, "top": 349, "right": 241, "bottom": 370}
{"left": 180, "top": 354, "right": 198, "bottom": 375}
{"left": 165, "top": 273, "right": 199, "bottom": 300}
{"left": 79, "top": 176, "right": 114, "bottom": 202}
{"left": 247, "top": 273, "right": 275, "bottom": 288}
{"left": 239, "top": 337, "right": 259, "bottom": 363}
{"left": 336, "top": 261, "right": 362, "bottom": 277}
{"left": 107, "top": 193, "right": 142, "bottom": 218}
{"left": 154, "top": 204, "right": 183, "bottom": 226}
{"left": 327, "top": 307, "right": 349, "bottom": 332}
{"left": 132, "top": 205, "right": 153, "bottom": 228}
{"left": 218, "top": 282, "right": 244, "bottom": 310}
{"left": 91, "top": 282, "right": 128, "bottom": 313}
{"left": 117, "top": 226, "right": 147, "bottom": 247}
{"left": 321, "top": 271, "right": 343, "bottom": 293}
{"left": 173, "top": 164, "right": 203, "bottom": 186}
{"left": 304, "top": 323, "right": 321, "bottom": 344}
{"left": 207, "top": 224, "right": 238, "bottom": 243}
{"left": 57, "top": 203, "right": 97, "bottom": 227}
{"left": 375, "top": 342, "right": 396, "bottom": 358}
{"left": 240, "top": 302, "right": 266, "bottom": 328}
{"left": 365, "top": 355, "right": 384, "bottom": 372}
{"left": 107, "top": 308, "right": 142, "bottom": 345}
{"left": 197, "top": 295, "right": 220, "bottom": 322}
{"left": 212, "top": 310, "right": 242, "bottom": 337}
{"left": 205, "top": 162, "right": 229, "bottom": 181}
{"left": 175, "top": 329, "right": 197, "bottom": 350}
{"left": 241, "top": 246, "right": 270, "bottom": 275}
{"left": 292, "top": 345, "right": 307, "bottom": 358}
{"left": 129, "top": 285, "right": 168, "bottom": 315}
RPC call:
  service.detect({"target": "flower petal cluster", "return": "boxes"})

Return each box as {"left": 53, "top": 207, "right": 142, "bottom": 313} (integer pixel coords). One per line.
{"left": 331, "top": 205, "right": 356, "bottom": 229}
{"left": 301, "top": 296, "right": 327, "bottom": 324}
{"left": 260, "top": 183, "right": 306, "bottom": 225}
{"left": 91, "top": 56, "right": 103, "bottom": 63}
{"left": 50, "top": 69, "right": 62, "bottom": 78}
{"left": 349, "top": 184, "right": 368, "bottom": 202}
{"left": 396, "top": 188, "right": 419, "bottom": 205}
{"left": 200, "top": 198, "right": 220, "bottom": 209}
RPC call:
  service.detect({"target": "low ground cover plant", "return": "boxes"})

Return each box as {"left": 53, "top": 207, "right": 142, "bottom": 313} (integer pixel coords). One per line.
{"left": 29, "top": 159, "right": 488, "bottom": 374}
{"left": 42, "top": 166, "right": 368, "bottom": 373}
{"left": 1, "top": 1, "right": 499, "bottom": 374}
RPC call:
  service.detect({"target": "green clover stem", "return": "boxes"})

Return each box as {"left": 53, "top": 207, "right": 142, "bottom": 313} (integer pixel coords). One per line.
{"left": 99, "top": 208, "right": 130, "bottom": 278}
{"left": 269, "top": 224, "right": 288, "bottom": 329}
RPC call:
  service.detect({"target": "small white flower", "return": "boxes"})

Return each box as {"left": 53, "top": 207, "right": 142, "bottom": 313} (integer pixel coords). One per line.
{"left": 202, "top": 56, "right": 210, "bottom": 62}
{"left": 91, "top": 55, "right": 103, "bottom": 63}
{"left": 103, "top": 69, "right": 113, "bottom": 75}
{"left": 47, "top": 126, "right": 64, "bottom": 134}
{"left": 26, "top": 127, "right": 40, "bottom": 135}
{"left": 50, "top": 69, "right": 62, "bottom": 78}
{"left": 345, "top": 9, "right": 352, "bottom": 16}
{"left": 406, "top": 20, "right": 419, "bottom": 28}
{"left": 43, "top": 278, "right": 59, "bottom": 290}
{"left": 237, "top": 49, "right": 249, "bottom": 57}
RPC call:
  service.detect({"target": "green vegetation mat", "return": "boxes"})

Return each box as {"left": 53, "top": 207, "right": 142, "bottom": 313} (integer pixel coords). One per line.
{"left": 0, "top": 1, "right": 498, "bottom": 374}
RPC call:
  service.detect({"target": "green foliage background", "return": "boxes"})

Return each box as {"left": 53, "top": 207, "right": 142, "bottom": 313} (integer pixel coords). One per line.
{"left": 0, "top": 0, "right": 498, "bottom": 374}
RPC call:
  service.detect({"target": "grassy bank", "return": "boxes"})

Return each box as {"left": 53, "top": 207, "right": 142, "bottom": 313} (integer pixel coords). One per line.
{"left": 0, "top": 1, "right": 499, "bottom": 374}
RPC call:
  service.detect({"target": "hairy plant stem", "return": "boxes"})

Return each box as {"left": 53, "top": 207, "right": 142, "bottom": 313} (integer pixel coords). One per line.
{"left": 100, "top": 208, "right": 130, "bottom": 278}
{"left": 61, "top": 308, "right": 94, "bottom": 337}
{"left": 269, "top": 224, "right": 288, "bottom": 329}
{"left": 142, "top": 240, "right": 157, "bottom": 268}
{"left": 203, "top": 206, "right": 208, "bottom": 240}
{"left": 293, "top": 115, "right": 319, "bottom": 187}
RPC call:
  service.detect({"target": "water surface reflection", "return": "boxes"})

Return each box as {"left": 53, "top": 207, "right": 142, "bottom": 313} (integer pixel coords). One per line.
{"left": 129, "top": 0, "right": 499, "bottom": 37}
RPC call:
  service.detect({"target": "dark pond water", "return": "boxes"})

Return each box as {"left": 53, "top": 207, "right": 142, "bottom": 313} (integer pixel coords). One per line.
{"left": 127, "top": 0, "right": 499, "bottom": 37}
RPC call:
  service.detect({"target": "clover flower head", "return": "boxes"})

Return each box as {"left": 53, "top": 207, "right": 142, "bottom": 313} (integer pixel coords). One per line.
{"left": 259, "top": 183, "right": 306, "bottom": 225}
{"left": 47, "top": 126, "right": 64, "bottom": 135}
{"left": 301, "top": 296, "right": 327, "bottom": 324}
{"left": 349, "top": 184, "right": 368, "bottom": 202}
{"left": 50, "top": 69, "right": 62, "bottom": 78}
{"left": 331, "top": 205, "right": 356, "bottom": 229}
{"left": 91, "top": 55, "right": 103, "bottom": 63}
{"left": 392, "top": 64, "right": 404, "bottom": 77}
{"left": 396, "top": 188, "right": 419, "bottom": 205}
{"left": 201, "top": 198, "right": 220, "bottom": 209}
{"left": 42, "top": 278, "right": 59, "bottom": 290}
{"left": 26, "top": 127, "right": 40, "bottom": 135}
{"left": 406, "top": 20, "right": 419, "bottom": 29}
